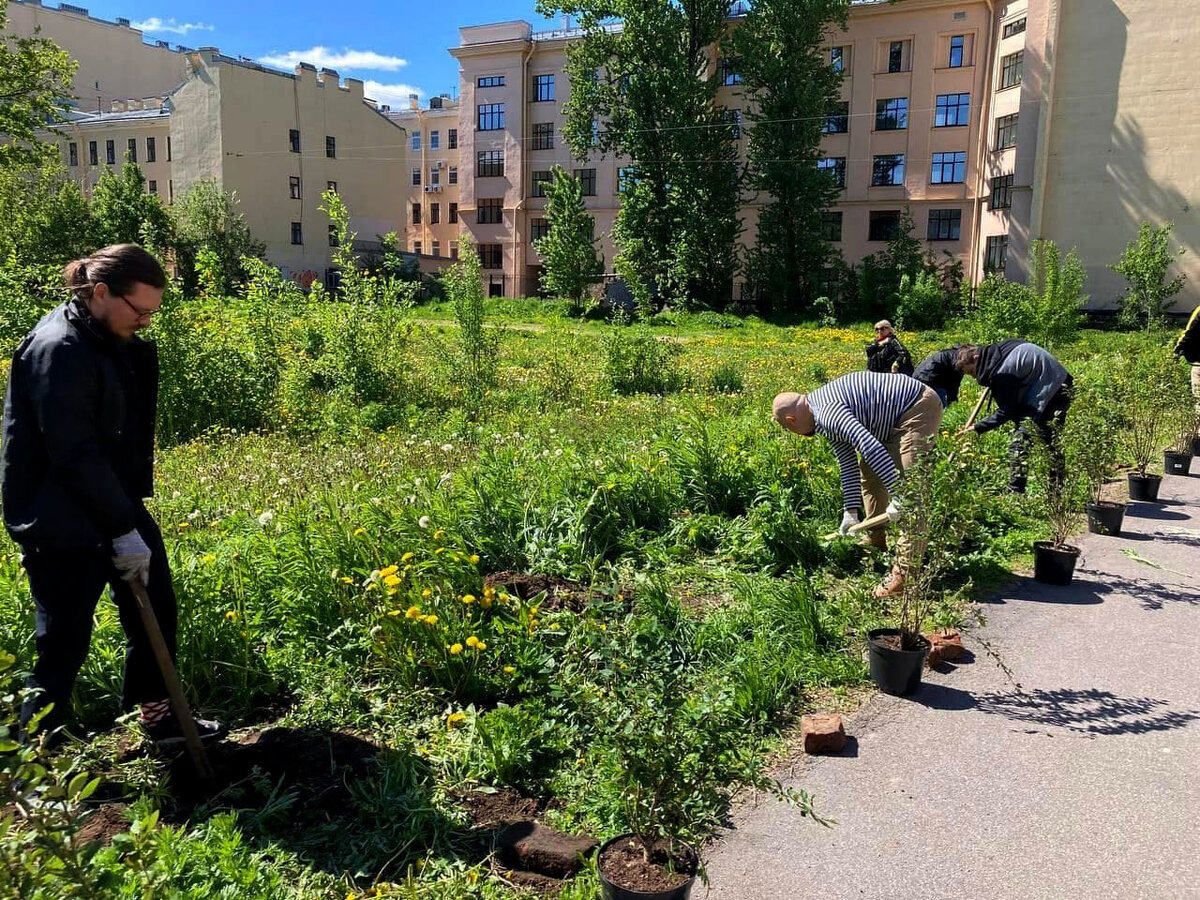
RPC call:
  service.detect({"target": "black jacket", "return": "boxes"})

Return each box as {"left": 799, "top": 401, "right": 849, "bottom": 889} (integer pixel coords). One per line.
{"left": 972, "top": 338, "right": 1024, "bottom": 388}
{"left": 1176, "top": 306, "right": 1200, "bottom": 364}
{"left": 2, "top": 298, "right": 158, "bottom": 548}
{"left": 865, "top": 335, "right": 914, "bottom": 375}
{"left": 913, "top": 347, "right": 964, "bottom": 404}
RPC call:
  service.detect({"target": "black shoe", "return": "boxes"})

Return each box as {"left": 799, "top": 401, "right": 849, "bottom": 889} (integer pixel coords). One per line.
{"left": 143, "top": 715, "right": 225, "bottom": 749}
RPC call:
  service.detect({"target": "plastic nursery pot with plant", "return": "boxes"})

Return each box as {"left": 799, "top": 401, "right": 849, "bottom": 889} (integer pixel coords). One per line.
{"left": 866, "top": 449, "right": 968, "bottom": 695}
{"left": 1163, "top": 407, "right": 1198, "bottom": 477}
{"left": 1072, "top": 390, "right": 1126, "bottom": 536}
{"left": 1029, "top": 423, "right": 1087, "bottom": 586}
{"left": 1116, "top": 350, "right": 1178, "bottom": 503}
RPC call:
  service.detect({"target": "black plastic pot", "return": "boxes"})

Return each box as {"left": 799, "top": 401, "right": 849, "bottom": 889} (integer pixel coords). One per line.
{"left": 1164, "top": 451, "right": 1193, "bottom": 476}
{"left": 867, "top": 628, "right": 930, "bottom": 696}
{"left": 598, "top": 835, "right": 697, "bottom": 900}
{"left": 1127, "top": 472, "right": 1162, "bottom": 502}
{"left": 1193, "top": 435, "right": 1200, "bottom": 457}
{"left": 1086, "top": 501, "right": 1126, "bottom": 536}
{"left": 1033, "top": 540, "right": 1081, "bottom": 586}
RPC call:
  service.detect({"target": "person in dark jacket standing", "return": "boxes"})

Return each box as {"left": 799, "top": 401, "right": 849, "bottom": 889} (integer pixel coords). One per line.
{"left": 1, "top": 244, "right": 221, "bottom": 747}
{"left": 864, "top": 320, "right": 914, "bottom": 375}
{"left": 955, "top": 340, "right": 1073, "bottom": 493}
{"left": 913, "top": 346, "right": 964, "bottom": 408}
{"left": 1174, "top": 304, "right": 1200, "bottom": 435}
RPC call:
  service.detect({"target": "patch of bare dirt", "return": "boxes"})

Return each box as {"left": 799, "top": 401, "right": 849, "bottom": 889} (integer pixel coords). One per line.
{"left": 453, "top": 786, "right": 543, "bottom": 830}
{"left": 78, "top": 802, "right": 130, "bottom": 845}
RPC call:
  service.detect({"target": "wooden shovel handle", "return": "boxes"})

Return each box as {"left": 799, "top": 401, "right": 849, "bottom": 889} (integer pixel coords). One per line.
{"left": 823, "top": 510, "right": 892, "bottom": 541}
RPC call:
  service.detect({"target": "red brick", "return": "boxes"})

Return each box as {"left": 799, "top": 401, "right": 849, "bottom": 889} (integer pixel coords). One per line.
{"left": 801, "top": 714, "right": 846, "bottom": 754}
{"left": 925, "top": 631, "right": 965, "bottom": 666}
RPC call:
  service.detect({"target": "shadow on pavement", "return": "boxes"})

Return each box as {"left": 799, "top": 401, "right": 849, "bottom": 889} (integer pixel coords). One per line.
{"left": 1012, "top": 576, "right": 1112, "bottom": 605}
{"left": 1126, "top": 504, "right": 1189, "bottom": 522}
{"left": 1099, "top": 573, "right": 1200, "bottom": 610}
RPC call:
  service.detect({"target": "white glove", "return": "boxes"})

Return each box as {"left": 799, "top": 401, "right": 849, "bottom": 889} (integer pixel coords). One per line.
{"left": 112, "top": 529, "right": 151, "bottom": 585}
{"left": 886, "top": 499, "right": 902, "bottom": 521}
{"left": 838, "top": 510, "right": 860, "bottom": 535}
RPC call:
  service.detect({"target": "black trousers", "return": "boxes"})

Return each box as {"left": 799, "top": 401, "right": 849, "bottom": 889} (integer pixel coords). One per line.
{"left": 1009, "top": 381, "right": 1074, "bottom": 493}
{"left": 19, "top": 507, "right": 177, "bottom": 735}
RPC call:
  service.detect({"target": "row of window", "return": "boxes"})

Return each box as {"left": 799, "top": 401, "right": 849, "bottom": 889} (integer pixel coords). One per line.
{"left": 818, "top": 208, "right": 963, "bottom": 243}
{"left": 410, "top": 202, "right": 459, "bottom": 225}
{"left": 410, "top": 241, "right": 460, "bottom": 259}
{"left": 822, "top": 92, "right": 973, "bottom": 135}
{"left": 287, "top": 177, "right": 339, "bottom": 200}
{"left": 412, "top": 165, "right": 458, "bottom": 186}
{"left": 476, "top": 74, "right": 555, "bottom": 101}
{"left": 67, "top": 135, "right": 171, "bottom": 166}
{"left": 815, "top": 150, "right": 967, "bottom": 188}
{"left": 411, "top": 128, "right": 458, "bottom": 152}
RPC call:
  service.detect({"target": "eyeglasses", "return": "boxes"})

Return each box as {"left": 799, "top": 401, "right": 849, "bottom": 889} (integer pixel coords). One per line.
{"left": 874, "top": 326, "right": 889, "bottom": 333}
{"left": 114, "top": 293, "right": 160, "bottom": 322}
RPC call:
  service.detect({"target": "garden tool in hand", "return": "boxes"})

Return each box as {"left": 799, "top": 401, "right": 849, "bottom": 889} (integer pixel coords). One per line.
{"left": 823, "top": 510, "right": 892, "bottom": 542}
{"left": 947, "top": 387, "right": 991, "bottom": 464}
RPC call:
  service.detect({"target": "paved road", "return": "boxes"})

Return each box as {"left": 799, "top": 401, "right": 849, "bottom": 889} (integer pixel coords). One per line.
{"left": 706, "top": 473, "right": 1200, "bottom": 900}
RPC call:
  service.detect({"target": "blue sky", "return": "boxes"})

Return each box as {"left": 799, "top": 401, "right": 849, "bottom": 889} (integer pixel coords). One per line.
{"left": 76, "top": 1, "right": 564, "bottom": 105}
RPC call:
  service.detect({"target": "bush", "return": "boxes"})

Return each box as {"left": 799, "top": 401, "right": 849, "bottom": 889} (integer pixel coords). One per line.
{"left": 896, "top": 271, "right": 948, "bottom": 331}
{"left": 708, "top": 363, "right": 745, "bottom": 394}
{"left": 603, "top": 328, "right": 684, "bottom": 395}
{"left": 443, "top": 238, "right": 502, "bottom": 420}
{"left": 966, "top": 241, "right": 1085, "bottom": 347}
{"left": 1113, "top": 222, "right": 1186, "bottom": 330}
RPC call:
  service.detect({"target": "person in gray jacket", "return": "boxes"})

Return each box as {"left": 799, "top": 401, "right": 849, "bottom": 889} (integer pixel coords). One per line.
{"left": 955, "top": 340, "right": 1073, "bottom": 493}
{"left": 1, "top": 244, "right": 222, "bottom": 747}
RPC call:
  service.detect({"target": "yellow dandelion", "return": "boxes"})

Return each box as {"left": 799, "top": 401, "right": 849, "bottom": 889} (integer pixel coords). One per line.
{"left": 461, "top": 594, "right": 476, "bottom": 605}
{"left": 353, "top": 527, "right": 366, "bottom": 536}
{"left": 225, "top": 610, "right": 237, "bottom": 621}
{"left": 201, "top": 554, "right": 215, "bottom": 564}
{"left": 422, "top": 614, "right": 438, "bottom": 625}
{"left": 449, "top": 643, "right": 464, "bottom": 655}
{"left": 466, "top": 635, "right": 485, "bottom": 650}
{"left": 380, "top": 565, "right": 399, "bottom": 577}
{"left": 177, "top": 522, "right": 190, "bottom": 530}
{"left": 401, "top": 551, "right": 415, "bottom": 562}
{"left": 469, "top": 554, "right": 480, "bottom": 565}
{"left": 383, "top": 573, "right": 402, "bottom": 587}
{"left": 340, "top": 576, "right": 354, "bottom": 584}
{"left": 404, "top": 605, "right": 421, "bottom": 619}
{"left": 503, "top": 666, "right": 516, "bottom": 674}
{"left": 387, "top": 609, "right": 402, "bottom": 616}
{"left": 480, "top": 596, "right": 493, "bottom": 608}
{"left": 421, "top": 588, "right": 433, "bottom": 598}
{"left": 433, "top": 529, "right": 445, "bottom": 540}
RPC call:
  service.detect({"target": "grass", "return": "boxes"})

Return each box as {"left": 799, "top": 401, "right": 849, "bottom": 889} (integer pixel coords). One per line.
{"left": 0, "top": 293, "right": 1171, "bottom": 898}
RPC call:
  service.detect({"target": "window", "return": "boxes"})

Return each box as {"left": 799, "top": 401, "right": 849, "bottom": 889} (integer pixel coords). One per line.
{"left": 127, "top": 138, "right": 137, "bottom": 163}
{"left": 413, "top": 241, "right": 421, "bottom": 255}
{"left": 531, "top": 170, "right": 552, "bottom": 197}
{"left": 478, "top": 103, "right": 505, "bottom": 131}
{"left": 430, "top": 167, "right": 440, "bottom": 185}
{"left": 590, "top": 119, "right": 600, "bottom": 147}
{"left": 724, "top": 108, "right": 743, "bottom": 140}
{"left": 327, "top": 180, "right": 337, "bottom": 193}
{"left": 531, "top": 217, "right": 550, "bottom": 241}
{"left": 935, "top": 93, "right": 970, "bottom": 127}
{"left": 477, "top": 150, "right": 504, "bottom": 177}
{"left": 432, "top": 240, "right": 440, "bottom": 257}
{"left": 289, "top": 129, "right": 300, "bottom": 153}
{"left": 146, "top": 136, "right": 156, "bottom": 162}
{"left": 448, "top": 165, "right": 458, "bottom": 185}
{"left": 875, "top": 97, "right": 908, "bottom": 130}
{"left": 148, "top": 180, "right": 157, "bottom": 194}
{"left": 106, "top": 140, "right": 115, "bottom": 165}
{"left": 990, "top": 174, "right": 1014, "bottom": 209}
{"left": 412, "top": 203, "right": 421, "bottom": 225}
{"left": 817, "top": 157, "right": 846, "bottom": 189}
{"left": 68, "top": 142, "right": 78, "bottom": 166}
{"left": 289, "top": 176, "right": 302, "bottom": 199}
{"left": 927, "top": 208, "right": 962, "bottom": 240}
{"left": 291, "top": 222, "right": 303, "bottom": 245}
{"left": 168, "top": 180, "right": 173, "bottom": 203}
{"left": 618, "top": 167, "right": 636, "bottom": 193}
{"left": 88, "top": 141, "right": 97, "bottom": 165}
{"left": 574, "top": 168, "right": 597, "bottom": 196}
{"left": 821, "top": 211, "right": 843, "bottom": 242}
{"left": 869, "top": 210, "right": 902, "bottom": 241}
{"left": 430, "top": 203, "right": 440, "bottom": 225}
{"left": 871, "top": 153, "right": 905, "bottom": 186}
{"left": 430, "top": 130, "right": 440, "bottom": 150}
{"left": 930, "top": 151, "right": 967, "bottom": 184}
{"left": 1000, "top": 51, "right": 1024, "bottom": 89}
{"left": 830, "top": 46, "right": 846, "bottom": 72}
{"left": 822, "top": 101, "right": 849, "bottom": 133}
{"left": 477, "top": 75, "right": 505, "bottom": 88}
{"left": 1003, "top": 17, "right": 1026, "bottom": 39}
{"left": 533, "top": 74, "right": 554, "bottom": 102}
{"left": 718, "top": 57, "right": 742, "bottom": 86}
{"left": 477, "top": 198, "right": 503, "bottom": 224}
{"left": 449, "top": 202, "right": 458, "bottom": 223}
{"left": 328, "top": 224, "right": 339, "bottom": 247}
{"left": 479, "top": 244, "right": 503, "bottom": 269}
{"left": 995, "top": 113, "right": 1018, "bottom": 149}
{"left": 448, "top": 129, "right": 458, "bottom": 149}
{"left": 949, "top": 35, "right": 965, "bottom": 68}
{"left": 531, "top": 122, "right": 554, "bottom": 150}
{"left": 985, "top": 234, "right": 1009, "bottom": 272}
{"left": 326, "top": 135, "right": 336, "bottom": 158}
{"left": 450, "top": 246, "right": 459, "bottom": 260}
{"left": 166, "top": 135, "right": 172, "bottom": 161}
{"left": 888, "top": 40, "right": 904, "bottom": 73}
{"left": 412, "top": 132, "right": 421, "bottom": 151}
{"left": 411, "top": 167, "right": 421, "bottom": 186}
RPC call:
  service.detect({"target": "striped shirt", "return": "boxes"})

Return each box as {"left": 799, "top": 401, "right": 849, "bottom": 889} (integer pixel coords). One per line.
{"left": 808, "top": 371, "right": 925, "bottom": 510}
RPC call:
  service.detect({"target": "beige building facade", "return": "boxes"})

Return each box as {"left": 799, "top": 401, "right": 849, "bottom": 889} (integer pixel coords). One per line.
{"left": 387, "top": 95, "right": 464, "bottom": 263}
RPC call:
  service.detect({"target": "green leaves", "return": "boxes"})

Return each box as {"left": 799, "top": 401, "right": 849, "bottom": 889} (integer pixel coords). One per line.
{"left": 534, "top": 167, "right": 603, "bottom": 306}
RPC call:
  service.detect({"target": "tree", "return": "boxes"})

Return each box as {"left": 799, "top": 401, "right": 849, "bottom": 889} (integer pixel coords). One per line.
{"left": 540, "top": 0, "right": 741, "bottom": 310}
{"left": 1113, "top": 222, "right": 1186, "bottom": 330}
{"left": 91, "top": 160, "right": 173, "bottom": 249}
{"left": 731, "top": 0, "right": 849, "bottom": 315}
{"left": 0, "top": 5, "right": 76, "bottom": 171}
{"left": 533, "top": 166, "right": 603, "bottom": 307}
{"left": 0, "top": 164, "right": 95, "bottom": 265}
{"left": 854, "top": 209, "right": 923, "bottom": 321}
{"left": 171, "top": 179, "right": 266, "bottom": 294}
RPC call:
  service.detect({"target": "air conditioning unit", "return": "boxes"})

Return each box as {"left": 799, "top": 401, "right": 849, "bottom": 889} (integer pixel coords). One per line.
{"left": 436, "top": 160, "right": 446, "bottom": 168}
{"left": 424, "top": 184, "right": 442, "bottom": 193}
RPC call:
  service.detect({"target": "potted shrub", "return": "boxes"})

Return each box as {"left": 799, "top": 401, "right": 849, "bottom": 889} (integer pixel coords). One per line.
{"left": 1163, "top": 368, "right": 1198, "bottom": 476}
{"left": 1028, "top": 424, "right": 1087, "bottom": 585}
{"left": 1071, "top": 393, "right": 1126, "bottom": 536}
{"left": 1117, "top": 351, "right": 1177, "bottom": 502}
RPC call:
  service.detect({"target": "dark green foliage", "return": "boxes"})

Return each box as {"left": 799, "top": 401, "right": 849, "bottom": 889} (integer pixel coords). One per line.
{"left": 0, "top": 5, "right": 76, "bottom": 170}
{"left": 91, "top": 161, "right": 173, "bottom": 250}
{"left": 170, "top": 179, "right": 266, "bottom": 295}
{"left": 534, "top": 166, "right": 603, "bottom": 306}
{"left": 603, "top": 327, "right": 684, "bottom": 394}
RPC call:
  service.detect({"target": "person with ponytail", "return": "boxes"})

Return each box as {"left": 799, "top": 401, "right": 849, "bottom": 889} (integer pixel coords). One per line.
{"left": 1, "top": 244, "right": 223, "bottom": 748}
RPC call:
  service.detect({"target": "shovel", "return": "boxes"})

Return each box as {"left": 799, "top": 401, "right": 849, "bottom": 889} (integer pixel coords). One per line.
{"left": 129, "top": 578, "right": 214, "bottom": 781}
{"left": 947, "top": 387, "right": 991, "bottom": 464}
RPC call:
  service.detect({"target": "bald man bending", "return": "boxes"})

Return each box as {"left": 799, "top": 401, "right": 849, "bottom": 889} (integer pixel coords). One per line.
{"left": 773, "top": 371, "right": 942, "bottom": 599}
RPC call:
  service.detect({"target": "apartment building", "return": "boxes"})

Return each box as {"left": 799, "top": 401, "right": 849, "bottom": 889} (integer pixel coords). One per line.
{"left": 444, "top": 0, "right": 1198, "bottom": 309}
{"left": 387, "top": 95, "right": 464, "bottom": 262}
{"left": 9, "top": 1, "right": 409, "bottom": 283}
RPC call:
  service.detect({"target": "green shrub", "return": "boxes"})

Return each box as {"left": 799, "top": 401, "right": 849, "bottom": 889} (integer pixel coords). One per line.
{"left": 708, "top": 363, "right": 745, "bottom": 394}
{"left": 966, "top": 241, "right": 1084, "bottom": 347}
{"left": 443, "top": 238, "right": 502, "bottom": 420}
{"left": 896, "top": 271, "right": 948, "bottom": 330}
{"left": 1113, "top": 222, "right": 1187, "bottom": 330}
{"left": 603, "top": 328, "right": 684, "bottom": 395}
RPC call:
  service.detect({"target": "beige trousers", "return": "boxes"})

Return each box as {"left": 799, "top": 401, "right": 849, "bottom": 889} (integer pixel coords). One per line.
{"left": 860, "top": 386, "right": 944, "bottom": 571}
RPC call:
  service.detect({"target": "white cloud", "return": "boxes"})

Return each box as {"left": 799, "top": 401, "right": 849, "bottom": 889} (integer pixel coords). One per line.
{"left": 361, "top": 81, "right": 425, "bottom": 107}
{"left": 258, "top": 47, "right": 409, "bottom": 72}
{"left": 133, "top": 17, "right": 214, "bottom": 35}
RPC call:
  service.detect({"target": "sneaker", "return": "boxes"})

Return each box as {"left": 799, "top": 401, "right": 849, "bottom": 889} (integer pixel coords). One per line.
{"left": 872, "top": 571, "right": 906, "bottom": 600}
{"left": 143, "top": 715, "right": 226, "bottom": 749}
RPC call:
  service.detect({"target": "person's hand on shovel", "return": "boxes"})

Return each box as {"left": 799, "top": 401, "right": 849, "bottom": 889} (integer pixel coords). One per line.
{"left": 838, "top": 509, "right": 860, "bottom": 535}
{"left": 112, "top": 529, "right": 152, "bottom": 585}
